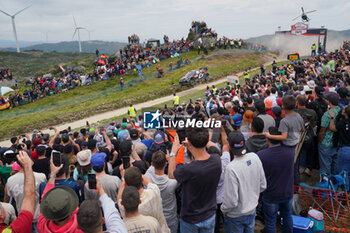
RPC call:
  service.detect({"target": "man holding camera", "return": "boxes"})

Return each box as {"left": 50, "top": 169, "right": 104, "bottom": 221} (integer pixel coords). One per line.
{"left": 84, "top": 152, "right": 121, "bottom": 202}
{"left": 170, "top": 128, "right": 222, "bottom": 233}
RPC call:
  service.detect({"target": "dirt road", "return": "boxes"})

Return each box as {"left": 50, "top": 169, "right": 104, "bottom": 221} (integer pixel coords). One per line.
{"left": 0, "top": 57, "right": 282, "bottom": 147}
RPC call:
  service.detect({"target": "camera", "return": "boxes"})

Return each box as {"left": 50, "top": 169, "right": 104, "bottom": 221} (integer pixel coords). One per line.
{"left": 59, "top": 129, "right": 68, "bottom": 134}
{"left": 16, "top": 144, "right": 25, "bottom": 150}
{"left": 305, "top": 90, "right": 312, "bottom": 95}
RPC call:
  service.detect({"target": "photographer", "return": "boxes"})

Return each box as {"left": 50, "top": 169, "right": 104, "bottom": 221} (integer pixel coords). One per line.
{"left": 112, "top": 140, "right": 147, "bottom": 178}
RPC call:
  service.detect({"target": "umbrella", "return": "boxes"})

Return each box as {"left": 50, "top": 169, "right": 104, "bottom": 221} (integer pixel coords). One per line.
{"left": 0, "top": 86, "right": 14, "bottom": 95}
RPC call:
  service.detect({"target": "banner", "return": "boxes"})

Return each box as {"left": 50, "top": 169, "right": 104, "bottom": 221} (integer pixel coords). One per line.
{"left": 0, "top": 101, "right": 10, "bottom": 111}
{"left": 291, "top": 22, "right": 309, "bottom": 35}
{"left": 287, "top": 53, "right": 300, "bottom": 60}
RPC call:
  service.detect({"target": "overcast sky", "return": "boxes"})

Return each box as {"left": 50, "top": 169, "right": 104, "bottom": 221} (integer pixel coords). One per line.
{"left": 0, "top": 0, "right": 349, "bottom": 43}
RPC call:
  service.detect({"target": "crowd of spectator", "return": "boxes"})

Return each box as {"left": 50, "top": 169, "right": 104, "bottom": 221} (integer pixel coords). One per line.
{"left": 4, "top": 38, "right": 191, "bottom": 109}
{"left": 115, "top": 38, "right": 190, "bottom": 73}
{"left": 0, "top": 67, "right": 13, "bottom": 81}
{"left": 7, "top": 72, "right": 90, "bottom": 108}
{"left": 0, "top": 41, "right": 349, "bottom": 233}
{"left": 190, "top": 21, "right": 218, "bottom": 38}
{"left": 128, "top": 34, "right": 140, "bottom": 44}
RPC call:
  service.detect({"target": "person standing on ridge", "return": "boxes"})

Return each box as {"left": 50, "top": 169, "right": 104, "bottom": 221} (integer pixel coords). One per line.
{"left": 311, "top": 43, "right": 316, "bottom": 57}
{"left": 173, "top": 93, "right": 179, "bottom": 107}
{"left": 120, "top": 77, "right": 124, "bottom": 91}
{"left": 128, "top": 104, "right": 137, "bottom": 120}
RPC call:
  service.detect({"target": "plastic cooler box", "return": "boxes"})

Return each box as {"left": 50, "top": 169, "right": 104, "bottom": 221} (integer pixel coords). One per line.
{"left": 307, "top": 208, "right": 325, "bottom": 232}
{"left": 292, "top": 215, "right": 313, "bottom": 233}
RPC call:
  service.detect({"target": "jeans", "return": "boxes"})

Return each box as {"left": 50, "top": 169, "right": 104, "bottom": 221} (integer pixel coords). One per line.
{"left": 311, "top": 50, "right": 316, "bottom": 57}
{"left": 224, "top": 211, "right": 255, "bottom": 233}
{"left": 319, "top": 144, "right": 338, "bottom": 176}
{"left": 180, "top": 214, "right": 215, "bottom": 233}
{"left": 338, "top": 146, "right": 350, "bottom": 192}
{"left": 299, "top": 141, "right": 314, "bottom": 169}
{"left": 262, "top": 197, "right": 293, "bottom": 233}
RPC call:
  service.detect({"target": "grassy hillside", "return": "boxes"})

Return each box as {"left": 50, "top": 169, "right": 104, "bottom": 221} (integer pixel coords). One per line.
{"left": 0, "top": 50, "right": 275, "bottom": 139}
{"left": 0, "top": 51, "right": 95, "bottom": 80}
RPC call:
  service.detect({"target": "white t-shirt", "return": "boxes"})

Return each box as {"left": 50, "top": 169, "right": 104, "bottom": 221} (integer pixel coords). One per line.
{"left": 7, "top": 172, "right": 47, "bottom": 222}
{"left": 118, "top": 183, "right": 170, "bottom": 233}
{"left": 124, "top": 215, "right": 162, "bottom": 233}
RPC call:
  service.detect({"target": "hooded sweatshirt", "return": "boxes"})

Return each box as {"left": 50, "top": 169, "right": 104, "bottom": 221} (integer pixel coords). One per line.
{"left": 245, "top": 135, "right": 269, "bottom": 153}
{"left": 37, "top": 183, "right": 83, "bottom": 233}
{"left": 145, "top": 166, "right": 178, "bottom": 228}
{"left": 37, "top": 210, "right": 82, "bottom": 233}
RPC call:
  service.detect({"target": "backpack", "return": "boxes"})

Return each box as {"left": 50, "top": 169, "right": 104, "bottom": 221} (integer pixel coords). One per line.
{"left": 145, "top": 142, "right": 168, "bottom": 163}
{"left": 299, "top": 112, "right": 315, "bottom": 144}
{"left": 332, "top": 109, "right": 343, "bottom": 147}
{"left": 313, "top": 100, "right": 327, "bottom": 125}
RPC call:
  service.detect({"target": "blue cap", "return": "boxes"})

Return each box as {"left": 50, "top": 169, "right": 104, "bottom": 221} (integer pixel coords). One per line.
{"left": 81, "top": 141, "right": 88, "bottom": 148}
{"left": 232, "top": 114, "right": 242, "bottom": 127}
{"left": 90, "top": 152, "right": 107, "bottom": 168}
{"left": 154, "top": 131, "right": 165, "bottom": 144}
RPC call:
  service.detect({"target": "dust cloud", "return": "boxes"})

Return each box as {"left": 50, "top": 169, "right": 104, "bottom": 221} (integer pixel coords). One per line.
{"left": 266, "top": 34, "right": 344, "bottom": 56}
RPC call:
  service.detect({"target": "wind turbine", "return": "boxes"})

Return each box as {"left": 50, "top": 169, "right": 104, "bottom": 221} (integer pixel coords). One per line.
{"left": 72, "top": 16, "right": 85, "bottom": 52}
{"left": 84, "top": 28, "right": 91, "bottom": 41}
{"left": 0, "top": 5, "right": 31, "bottom": 53}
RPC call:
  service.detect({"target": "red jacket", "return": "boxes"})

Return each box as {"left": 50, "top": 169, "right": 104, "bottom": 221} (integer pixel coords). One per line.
{"left": 37, "top": 183, "right": 83, "bottom": 233}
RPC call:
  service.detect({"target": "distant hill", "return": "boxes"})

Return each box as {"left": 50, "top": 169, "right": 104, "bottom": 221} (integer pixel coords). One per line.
{"left": 247, "top": 29, "right": 350, "bottom": 55}
{"left": 0, "top": 40, "right": 42, "bottom": 48}
{"left": 1, "top": 40, "right": 127, "bottom": 54}
{"left": 0, "top": 50, "right": 95, "bottom": 80}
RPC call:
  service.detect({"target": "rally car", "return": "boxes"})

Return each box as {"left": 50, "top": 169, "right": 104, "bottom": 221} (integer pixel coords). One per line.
{"left": 179, "top": 67, "right": 209, "bottom": 86}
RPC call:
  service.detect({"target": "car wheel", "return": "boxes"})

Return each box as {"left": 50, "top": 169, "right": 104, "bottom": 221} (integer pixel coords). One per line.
{"left": 189, "top": 79, "right": 194, "bottom": 86}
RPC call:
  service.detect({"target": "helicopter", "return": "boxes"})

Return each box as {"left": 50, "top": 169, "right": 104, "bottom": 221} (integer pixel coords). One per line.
{"left": 292, "top": 7, "right": 316, "bottom": 23}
